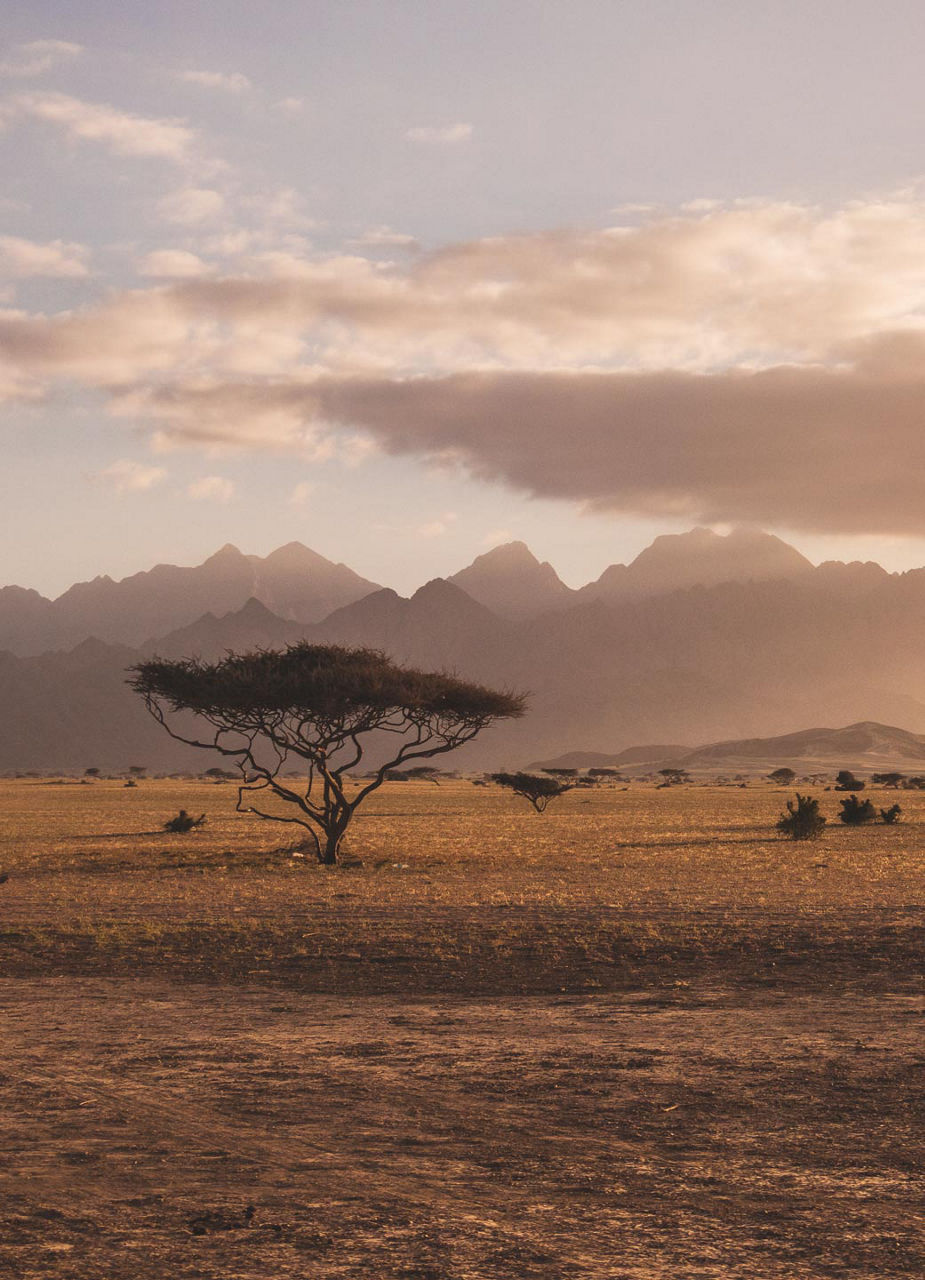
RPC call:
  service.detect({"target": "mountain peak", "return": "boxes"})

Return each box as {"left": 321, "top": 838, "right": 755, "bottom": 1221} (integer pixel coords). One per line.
{"left": 262, "top": 541, "right": 329, "bottom": 567}
{"left": 581, "top": 527, "right": 813, "bottom": 602}
{"left": 448, "top": 542, "right": 572, "bottom": 620}
{"left": 204, "top": 543, "right": 245, "bottom": 564}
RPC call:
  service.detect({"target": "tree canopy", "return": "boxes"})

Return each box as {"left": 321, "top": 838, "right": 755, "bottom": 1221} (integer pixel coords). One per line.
{"left": 129, "top": 643, "right": 524, "bottom": 863}
{"left": 490, "top": 771, "right": 572, "bottom": 812}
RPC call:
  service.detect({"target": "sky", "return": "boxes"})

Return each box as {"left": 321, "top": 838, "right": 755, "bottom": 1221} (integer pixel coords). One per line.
{"left": 6, "top": 0, "right": 925, "bottom": 597}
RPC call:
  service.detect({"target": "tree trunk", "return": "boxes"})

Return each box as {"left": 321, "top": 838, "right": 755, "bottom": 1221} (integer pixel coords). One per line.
{"left": 318, "top": 819, "right": 347, "bottom": 865}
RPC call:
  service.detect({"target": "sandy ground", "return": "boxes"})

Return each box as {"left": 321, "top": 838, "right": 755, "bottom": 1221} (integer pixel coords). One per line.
{"left": 2, "top": 978, "right": 922, "bottom": 1279}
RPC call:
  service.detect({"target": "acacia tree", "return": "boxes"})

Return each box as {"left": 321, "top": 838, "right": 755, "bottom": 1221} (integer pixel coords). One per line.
{"left": 129, "top": 643, "right": 524, "bottom": 864}
{"left": 490, "top": 771, "right": 572, "bottom": 812}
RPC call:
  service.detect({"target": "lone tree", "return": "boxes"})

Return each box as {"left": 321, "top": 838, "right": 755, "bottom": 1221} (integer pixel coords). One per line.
{"left": 490, "top": 771, "right": 572, "bottom": 812}
{"left": 129, "top": 643, "right": 524, "bottom": 864}
{"left": 768, "top": 767, "right": 796, "bottom": 786}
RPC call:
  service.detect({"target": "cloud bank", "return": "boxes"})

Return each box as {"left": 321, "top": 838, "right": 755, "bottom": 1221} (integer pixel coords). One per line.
{"left": 7, "top": 196, "right": 925, "bottom": 533}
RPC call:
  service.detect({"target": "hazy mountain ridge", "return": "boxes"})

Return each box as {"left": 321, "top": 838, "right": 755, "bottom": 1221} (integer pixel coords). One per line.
{"left": 0, "top": 542, "right": 381, "bottom": 655}
{"left": 534, "top": 722, "right": 925, "bottom": 774}
{"left": 9, "top": 527, "right": 925, "bottom": 770}
{"left": 0, "top": 526, "right": 852, "bottom": 656}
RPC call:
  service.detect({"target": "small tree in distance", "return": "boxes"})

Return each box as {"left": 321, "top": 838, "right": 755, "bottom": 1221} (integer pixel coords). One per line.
{"left": 768, "top": 767, "right": 796, "bottom": 785}
{"left": 130, "top": 643, "right": 524, "bottom": 865}
{"left": 835, "top": 770, "right": 864, "bottom": 791}
{"left": 777, "top": 793, "right": 827, "bottom": 840}
{"left": 871, "top": 772, "right": 905, "bottom": 788}
{"left": 491, "top": 771, "right": 572, "bottom": 812}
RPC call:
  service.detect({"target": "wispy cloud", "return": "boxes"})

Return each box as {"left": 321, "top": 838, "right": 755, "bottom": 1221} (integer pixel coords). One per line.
{"left": 137, "top": 249, "right": 210, "bottom": 278}
{"left": 0, "top": 235, "right": 88, "bottom": 278}
{"left": 9, "top": 91, "right": 194, "bottom": 159}
{"left": 405, "top": 122, "right": 472, "bottom": 144}
{"left": 177, "top": 69, "right": 251, "bottom": 93}
{"left": 156, "top": 187, "right": 225, "bottom": 225}
{"left": 417, "top": 512, "right": 458, "bottom": 538}
{"left": 0, "top": 40, "right": 82, "bottom": 78}
{"left": 187, "top": 474, "right": 235, "bottom": 501}
{"left": 348, "top": 225, "right": 419, "bottom": 250}
{"left": 289, "top": 480, "right": 313, "bottom": 506}
{"left": 94, "top": 459, "right": 166, "bottom": 492}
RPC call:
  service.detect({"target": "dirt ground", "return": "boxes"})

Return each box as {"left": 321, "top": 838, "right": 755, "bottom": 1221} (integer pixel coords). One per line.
{"left": 1, "top": 780, "right": 922, "bottom": 1277}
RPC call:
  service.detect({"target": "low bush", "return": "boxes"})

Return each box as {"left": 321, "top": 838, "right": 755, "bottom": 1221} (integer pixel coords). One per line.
{"left": 163, "top": 810, "right": 207, "bottom": 833}
{"left": 838, "top": 795, "right": 876, "bottom": 825}
{"left": 777, "top": 793, "right": 827, "bottom": 840}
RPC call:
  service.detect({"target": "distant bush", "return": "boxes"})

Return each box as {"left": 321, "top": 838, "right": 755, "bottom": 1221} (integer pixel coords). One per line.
{"left": 835, "top": 770, "right": 865, "bottom": 791}
{"left": 163, "top": 810, "right": 206, "bottom": 833}
{"left": 777, "top": 793, "right": 826, "bottom": 840}
{"left": 903, "top": 776, "right": 925, "bottom": 790}
{"left": 768, "top": 767, "right": 796, "bottom": 785}
{"left": 871, "top": 772, "right": 905, "bottom": 788}
{"left": 880, "top": 803, "right": 902, "bottom": 824}
{"left": 838, "top": 794, "right": 876, "bottom": 825}
{"left": 588, "top": 768, "right": 624, "bottom": 779}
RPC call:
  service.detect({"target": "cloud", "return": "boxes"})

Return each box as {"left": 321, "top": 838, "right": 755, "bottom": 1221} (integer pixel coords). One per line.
{"left": 187, "top": 474, "right": 235, "bottom": 501}
{"left": 304, "top": 359, "right": 925, "bottom": 534}
{"left": 157, "top": 187, "right": 225, "bottom": 225}
{"left": 348, "top": 225, "right": 419, "bottom": 250}
{"left": 289, "top": 480, "right": 313, "bottom": 505}
{"left": 405, "top": 122, "right": 472, "bottom": 144}
{"left": 0, "top": 40, "right": 82, "bottom": 78}
{"left": 416, "top": 512, "right": 458, "bottom": 538}
{"left": 94, "top": 458, "right": 166, "bottom": 492}
{"left": 137, "top": 249, "right": 210, "bottom": 278}
{"left": 177, "top": 69, "right": 251, "bottom": 93}
{"left": 9, "top": 91, "right": 193, "bottom": 159}
{"left": 11, "top": 195, "right": 925, "bottom": 534}
{"left": 274, "top": 97, "right": 305, "bottom": 114}
{"left": 0, "top": 235, "right": 88, "bottom": 278}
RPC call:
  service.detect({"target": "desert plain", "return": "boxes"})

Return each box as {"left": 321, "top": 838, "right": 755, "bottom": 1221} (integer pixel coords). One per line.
{"left": 0, "top": 776, "right": 922, "bottom": 1279}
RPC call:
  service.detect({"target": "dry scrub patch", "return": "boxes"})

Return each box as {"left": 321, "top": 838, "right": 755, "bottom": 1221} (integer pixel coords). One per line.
{"left": 0, "top": 779, "right": 921, "bottom": 991}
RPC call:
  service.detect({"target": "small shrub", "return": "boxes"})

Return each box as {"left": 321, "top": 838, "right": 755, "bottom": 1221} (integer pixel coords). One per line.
{"left": 880, "top": 803, "right": 902, "bottom": 825}
{"left": 777, "top": 793, "right": 826, "bottom": 840}
{"left": 163, "top": 810, "right": 207, "bottom": 833}
{"left": 838, "top": 794, "right": 876, "bottom": 825}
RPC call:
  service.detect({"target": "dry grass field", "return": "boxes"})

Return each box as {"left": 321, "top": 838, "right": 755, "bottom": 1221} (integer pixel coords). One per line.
{"left": 1, "top": 777, "right": 922, "bottom": 1278}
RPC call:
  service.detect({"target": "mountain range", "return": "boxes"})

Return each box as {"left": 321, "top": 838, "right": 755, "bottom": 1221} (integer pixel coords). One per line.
{"left": 5, "top": 527, "right": 925, "bottom": 772}
{"left": 533, "top": 721, "right": 925, "bottom": 775}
